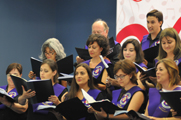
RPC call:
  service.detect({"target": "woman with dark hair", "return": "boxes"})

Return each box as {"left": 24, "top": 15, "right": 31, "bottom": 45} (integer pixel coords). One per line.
{"left": 145, "top": 58, "right": 181, "bottom": 118}
{"left": 83, "top": 34, "right": 113, "bottom": 90}
{"left": 0, "top": 63, "right": 28, "bottom": 120}
{"left": 155, "top": 28, "right": 181, "bottom": 76}
{"left": 116, "top": 39, "right": 148, "bottom": 90}
{"left": 19, "top": 59, "right": 68, "bottom": 120}
{"left": 28, "top": 38, "right": 67, "bottom": 87}
{"left": 90, "top": 59, "right": 147, "bottom": 119}
{"left": 56, "top": 63, "right": 105, "bottom": 120}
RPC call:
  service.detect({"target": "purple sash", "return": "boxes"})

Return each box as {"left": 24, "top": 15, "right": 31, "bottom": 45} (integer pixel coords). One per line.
{"left": 33, "top": 84, "right": 66, "bottom": 114}
{"left": 81, "top": 89, "right": 101, "bottom": 108}
{"left": 136, "top": 62, "right": 147, "bottom": 73}
{"left": 83, "top": 59, "right": 111, "bottom": 79}
{"left": 112, "top": 86, "right": 142, "bottom": 109}
{"left": 79, "top": 89, "right": 101, "bottom": 120}
{"left": 142, "top": 34, "right": 159, "bottom": 51}
{"left": 148, "top": 87, "right": 181, "bottom": 117}
{"left": 0, "top": 85, "right": 18, "bottom": 109}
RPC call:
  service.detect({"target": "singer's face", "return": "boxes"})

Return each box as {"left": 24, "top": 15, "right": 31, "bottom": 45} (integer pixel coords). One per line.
{"left": 45, "top": 47, "right": 57, "bottom": 62}
{"left": 156, "top": 62, "right": 169, "bottom": 85}
{"left": 75, "top": 66, "right": 89, "bottom": 87}
{"left": 7, "top": 68, "right": 22, "bottom": 86}
{"left": 40, "top": 63, "right": 56, "bottom": 82}
{"left": 123, "top": 43, "right": 136, "bottom": 62}
{"left": 115, "top": 69, "right": 131, "bottom": 88}
{"left": 88, "top": 42, "right": 103, "bottom": 58}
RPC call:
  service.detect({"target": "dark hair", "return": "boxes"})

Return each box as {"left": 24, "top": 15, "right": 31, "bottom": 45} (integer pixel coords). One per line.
{"left": 114, "top": 59, "right": 137, "bottom": 84}
{"left": 156, "top": 58, "right": 180, "bottom": 89}
{"left": 41, "top": 59, "right": 59, "bottom": 84}
{"left": 6, "top": 63, "right": 22, "bottom": 75}
{"left": 86, "top": 34, "right": 109, "bottom": 57}
{"left": 156, "top": 28, "right": 181, "bottom": 60}
{"left": 146, "top": 9, "right": 163, "bottom": 27}
{"left": 67, "top": 63, "right": 95, "bottom": 99}
{"left": 118, "top": 39, "right": 144, "bottom": 64}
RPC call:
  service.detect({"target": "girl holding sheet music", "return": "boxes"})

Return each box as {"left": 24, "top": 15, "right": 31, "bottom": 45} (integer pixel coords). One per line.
{"left": 90, "top": 59, "right": 147, "bottom": 120}
{"left": 145, "top": 58, "right": 181, "bottom": 118}
{"left": 0, "top": 63, "right": 28, "bottom": 120}
{"left": 19, "top": 59, "right": 68, "bottom": 120}
{"left": 28, "top": 38, "right": 67, "bottom": 87}
{"left": 82, "top": 34, "right": 113, "bottom": 90}
{"left": 56, "top": 63, "right": 105, "bottom": 120}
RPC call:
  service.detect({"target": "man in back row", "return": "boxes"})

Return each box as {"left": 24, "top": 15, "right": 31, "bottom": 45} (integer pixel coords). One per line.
{"left": 76, "top": 19, "right": 121, "bottom": 65}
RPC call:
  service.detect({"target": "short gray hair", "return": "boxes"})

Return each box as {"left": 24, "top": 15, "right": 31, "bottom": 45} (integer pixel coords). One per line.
{"left": 39, "top": 38, "right": 66, "bottom": 61}
{"left": 92, "top": 19, "right": 109, "bottom": 32}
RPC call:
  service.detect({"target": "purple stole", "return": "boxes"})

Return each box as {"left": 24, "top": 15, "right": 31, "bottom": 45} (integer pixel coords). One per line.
{"left": 112, "top": 86, "right": 142, "bottom": 109}
{"left": 0, "top": 85, "right": 18, "bottom": 109}
{"left": 79, "top": 89, "right": 101, "bottom": 120}
{"left": 136, "top": 62, "right": 147, "bottom": 73}
{"left": 32, "top": 83, "right": 66, "bottom": 114}
{"left": 83, "top": 59, "right": 111, "bottom": 79}
{"left": 148, "top": 87, "right": 181, "bottom": 117}
{"left": 141, "top": 34, "right": 159, "bottom": 51}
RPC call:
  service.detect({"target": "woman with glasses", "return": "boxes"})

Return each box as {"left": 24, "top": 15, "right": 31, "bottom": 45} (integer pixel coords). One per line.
{"left": 0, "top": 63, "right": 29, "bottom": 120}
{"left": 28, "top": 38, "right": 67, "bottom": 87}
{"left": 90, "top": 59, "right": 147, "bottom": 119}
{"left": 83, "top": 34, "right": 113, "bottom": 91}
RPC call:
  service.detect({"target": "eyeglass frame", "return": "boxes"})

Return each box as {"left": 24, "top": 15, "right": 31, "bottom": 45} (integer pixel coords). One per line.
{"left": 114, "top": 74, "right": 127, "bottom": 80}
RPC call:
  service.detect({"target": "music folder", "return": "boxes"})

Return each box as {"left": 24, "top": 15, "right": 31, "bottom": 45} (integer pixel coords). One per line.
{"left": 10, "top": 75, "right": 54, "bottom": 104}
{"left": 75, "top": 47, "right": 91, "bottom": 60}
{"left": 30, "top": 54, "right": 74, "bottom": 77}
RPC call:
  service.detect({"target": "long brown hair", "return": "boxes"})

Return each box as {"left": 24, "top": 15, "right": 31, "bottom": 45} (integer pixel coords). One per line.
{"left": 156, "top": 58, "right": 180, "bottom": 89}
{"left": 66, "top": 63, "right": 95, "bottom": 99}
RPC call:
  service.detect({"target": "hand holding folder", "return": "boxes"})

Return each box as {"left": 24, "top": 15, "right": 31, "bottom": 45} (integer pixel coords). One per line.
{"left": 0, "top": 88, "right": 15, "bottom": 103}
{"left": 31, "top": 54, "right": 73, "bottom": 78}
{"left": 10, "top": 75, "right": 54, "bottom": 104}
{"left": 81, "top": 89, "right": 121, "bottom": 114}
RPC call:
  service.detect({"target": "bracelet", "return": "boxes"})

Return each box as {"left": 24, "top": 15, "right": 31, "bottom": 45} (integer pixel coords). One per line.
{"left": 9, "top": 103, "right": 13, "bottom": 108}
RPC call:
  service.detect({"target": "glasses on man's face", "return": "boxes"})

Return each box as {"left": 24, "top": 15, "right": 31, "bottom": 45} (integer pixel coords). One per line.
{"left": 92, "top": 30, "right": 105, "bottom": 34}
{"left": 114, "top": 74, "right": 127, "bottom": 80}
{"left": 45, "top": 51, "right": 55, "bottom": 55}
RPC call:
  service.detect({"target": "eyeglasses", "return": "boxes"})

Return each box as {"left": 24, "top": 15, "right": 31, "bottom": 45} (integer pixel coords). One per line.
{"left": 114, "top": 74, "right": 127, "bottom": 80}
{"left": 45, "top": 51, "right": 55, "bottom": 55}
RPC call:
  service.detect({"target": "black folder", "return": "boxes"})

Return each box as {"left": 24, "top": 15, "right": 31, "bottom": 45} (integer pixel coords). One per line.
{"left": 10, "top": 75, "right": 54, "bottom": 104}
{"left": 133, "top": 62, "right": 156, "bottom": 77}
{"left": 159, "top": 90, "right": 181, "bottom": 116}
{"left": 143, "top": 44, "right": 159, "bottom": 63}
{"left": 0, "top": 88, "right": 15, "bottom": 103}
{"left": 30, "top": 54, "right": 74, "bottom": 77}
{"left": 55, "top": 97, "right": 88, "bottom": 120}
{"left": 90, "top": 100, "right": 122, "bottom": 114}
{"left": 75, "top": 47, "right": 91, "bottom": 60}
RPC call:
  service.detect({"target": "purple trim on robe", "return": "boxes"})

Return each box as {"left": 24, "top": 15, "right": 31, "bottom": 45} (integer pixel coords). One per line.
{"left": 83, "top": 59, "right": 111, "bottom": 79}
{"left": 148, "top": 87, "right": 181, "bottom": 117}
{"left": 85, "top": 45, "right": 88, "bottom": 49}
{"left": 0, "top": 85, "right": 18, "bottom": 109}
{"left": 33, "top": 84, "right": 66, "bottom": 114}
{"left": 136, "top": 62, "right": 147, "bottom": 73}
{"left": 112, "top": 86, "right": 142, "bottom": 109}
{"left": 79, "top": 89, "right": 101, "bottom": 120}
{"left": 141, "top": 34, "right": 159, "bottom": 51}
